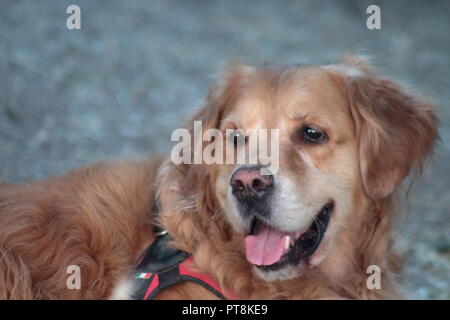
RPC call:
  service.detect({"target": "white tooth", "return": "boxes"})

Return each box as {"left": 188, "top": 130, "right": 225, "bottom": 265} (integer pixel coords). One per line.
{"left": 284, "top": 236, "right": 290, "bottom": 250}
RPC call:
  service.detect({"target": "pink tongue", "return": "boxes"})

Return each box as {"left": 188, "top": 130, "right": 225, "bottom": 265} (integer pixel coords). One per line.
{"left": 245, "top": 224, "right": 288, "bottom": 266}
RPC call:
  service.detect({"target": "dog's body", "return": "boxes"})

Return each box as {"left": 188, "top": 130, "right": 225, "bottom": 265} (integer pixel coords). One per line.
{"left": 0, "top": 56, "right": 438, "bottom": 299}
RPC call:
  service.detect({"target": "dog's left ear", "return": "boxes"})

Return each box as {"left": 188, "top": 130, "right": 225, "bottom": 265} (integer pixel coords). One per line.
{"left": 329, "top": 55, "right": 438, "bottom": 199}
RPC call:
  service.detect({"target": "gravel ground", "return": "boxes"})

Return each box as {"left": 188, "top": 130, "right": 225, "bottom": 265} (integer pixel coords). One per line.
{"left": 0, "top": 0, "right": 448, "bottom": 299}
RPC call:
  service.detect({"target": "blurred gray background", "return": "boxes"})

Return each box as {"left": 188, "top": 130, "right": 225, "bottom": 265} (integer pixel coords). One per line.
{"left": 0, "top": 0, "right": 448, "bottom": 299}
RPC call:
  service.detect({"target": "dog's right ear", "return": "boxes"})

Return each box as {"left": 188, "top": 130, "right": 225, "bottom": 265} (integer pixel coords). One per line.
{"left": 190, "top": 62, "right": 256, "bottom": 130}
{"left": 178, "top": 63, "right": 255, "bottom": 233}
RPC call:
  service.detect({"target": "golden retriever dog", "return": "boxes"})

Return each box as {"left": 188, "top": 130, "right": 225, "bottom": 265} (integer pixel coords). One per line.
{"left": 0, "top": 55, "right": 437, "bottom": 299}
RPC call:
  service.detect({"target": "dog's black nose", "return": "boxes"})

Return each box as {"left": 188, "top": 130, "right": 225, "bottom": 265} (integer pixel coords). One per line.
{"left": 230, "top": 167, "right": 273, "bottom": 202}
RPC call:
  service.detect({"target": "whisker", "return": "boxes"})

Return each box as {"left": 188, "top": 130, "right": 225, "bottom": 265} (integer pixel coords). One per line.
{"left": 275, "top": 208, "right": 327, "bottom": 229}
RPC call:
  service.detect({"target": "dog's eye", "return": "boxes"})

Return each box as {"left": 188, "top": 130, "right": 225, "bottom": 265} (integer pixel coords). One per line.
{"left": 301, "top": 126, "right": 328, "bottom": 143}
{"left": 228, "top": 130, "right": 247, "bottom": 147}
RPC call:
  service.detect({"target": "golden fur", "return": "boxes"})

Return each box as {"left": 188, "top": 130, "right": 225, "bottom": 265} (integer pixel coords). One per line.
{"left": 0, "top": 55, "right": 438, "bottom": 299}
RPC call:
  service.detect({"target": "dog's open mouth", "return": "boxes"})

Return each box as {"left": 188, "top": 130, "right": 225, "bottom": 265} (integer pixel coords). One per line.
{"left": 244, "top": 203, "right": 333, "bottom": 271}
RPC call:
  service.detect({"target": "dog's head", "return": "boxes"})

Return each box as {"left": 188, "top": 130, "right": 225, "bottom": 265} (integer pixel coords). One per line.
{"left": 180, "top": 55, "right": 437, "bottom": 282}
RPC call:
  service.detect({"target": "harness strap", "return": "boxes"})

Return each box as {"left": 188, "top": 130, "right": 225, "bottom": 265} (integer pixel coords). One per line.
{"left": 130, "top": 235, "right": 235, "bottom": 300}
{"left": 130, "top": 197, "right": 236, "bottom": 300}
{"left": 139, "top": 257, "right": 229, "bottom": 300}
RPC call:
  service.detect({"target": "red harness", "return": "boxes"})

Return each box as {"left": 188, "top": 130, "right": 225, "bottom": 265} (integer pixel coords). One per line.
{"left": 137, "top": 257, "right": 235, "bottom": 300}
{"left": 130, "top": 231, "right": 236, "bottom": 300}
